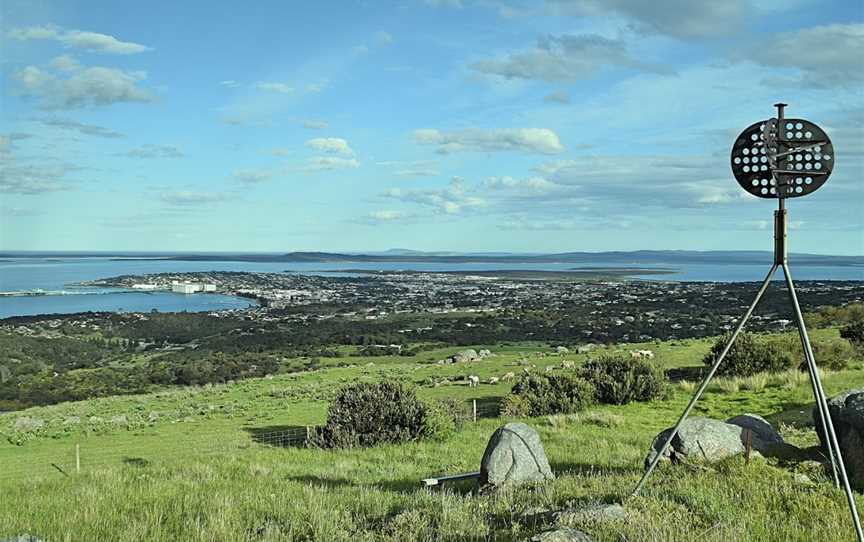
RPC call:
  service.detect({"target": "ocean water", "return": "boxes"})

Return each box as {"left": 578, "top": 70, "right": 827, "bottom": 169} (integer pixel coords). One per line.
{"left": 1, "top": 256, "right": 862, "bottom": 319}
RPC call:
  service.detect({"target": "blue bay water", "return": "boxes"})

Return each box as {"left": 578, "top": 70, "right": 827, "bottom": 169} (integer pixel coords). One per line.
{"left": 1, "top": 256, "right": 862, "bottom": 319}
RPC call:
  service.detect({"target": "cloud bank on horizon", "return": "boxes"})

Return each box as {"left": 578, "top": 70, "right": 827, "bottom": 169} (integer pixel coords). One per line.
{"left": 1, "top": 0, "right": 862, "bottom": 254}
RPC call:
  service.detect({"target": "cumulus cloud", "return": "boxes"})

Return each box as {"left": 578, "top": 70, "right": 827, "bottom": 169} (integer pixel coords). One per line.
{"left": 38, "top": 117, "right": 124, "bottom": 138}
{"left": 119, "top": 145, "right": 184, "bottom": 159}
{"left": 543, "top": 90, "right": 570, "bottom": 104}
{"left": 484, "top": 176, "right": 559, "bottom": 192}
{"left": 159, "top": 191, "right": 227, "bottom": 206}
{"left": 49, "top": 55, "right": 80, "bottom": 72}
{"left": 232, "top": 169, "right": 272, "bottom": 184}
{"left": 414, "top": 127, "right": 564, "bottom": 154}
{"left": 254, "top": 82, "right": 294, "bottom": 94}
{"left": 304, "top": 156, "right": 360, "bottom": 171}
{"left": 305, "top": 137, "right": 354, "bottom": 156}
{"left": 745, "top": 24, "right": 864, "bottom": 87}
{"left": 470, "top": 34, "right": 669, "bottom": 82}
{"left": 14, "top": 64, "right": 154, "bottom": 109}
{"left": 383, "top": 177, "right": 484, "bottom": 214}
{"left": 7, "top": 25, "right": 152, "bottom": 54}
{"left": 219, "top": 80, "right": 241, "bottom": 88}
{"left": 544, "top": 0, "right": 748, "bottom": 39}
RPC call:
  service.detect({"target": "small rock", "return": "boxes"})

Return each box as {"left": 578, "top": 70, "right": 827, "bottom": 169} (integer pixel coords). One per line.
{"left": 528, "top": 527, "right": 595, "bottom": 542}
{"left": 480, "top": 422, "right": 554, "bottom": 488}
{"left": 792, "top": 472, "right": 815, "bottom": 486}
{"left": 111, "top": 415, "right": 128, "bottom": 425}
{"left": 63, "top": 416, "right": 81, "bottom": 425}
{"left": 13, "top": 417, "right": 44, "bottom": 432}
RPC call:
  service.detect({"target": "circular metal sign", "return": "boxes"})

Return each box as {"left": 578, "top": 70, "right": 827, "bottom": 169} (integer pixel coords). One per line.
{"left": 730, "top": 118, "right": 834, "bottom": 198}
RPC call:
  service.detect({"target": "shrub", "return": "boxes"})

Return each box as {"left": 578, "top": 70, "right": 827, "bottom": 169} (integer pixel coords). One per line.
{"left": 703, "top": 332, "right": 792, "bottom": 377}
{"left": 314, "top": 381, "right": 431, "bottom": 448}
{"left": 840, "top": 320, "right": 864, "bottom": 350}
{"left": 765, "top": 333, "right": 854, "bottom": 372}
{"left": 579, "top": 355, "right": 666, "bottom": 405}
{"left": 502, "top": 373, "right": 595, "bottom": 417}
{"left": 420, "top": 400, "right": 456, "bottom": 441}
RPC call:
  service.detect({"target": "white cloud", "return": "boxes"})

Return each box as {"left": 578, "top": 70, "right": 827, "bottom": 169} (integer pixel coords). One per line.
{"left": 0, "top": 163, "right": 78, "bottom": 194}
{"left": 219, "top": 80, "right": 240, "bottom": 88}
{"left": 484, "top": 176, "right": 559, "bottom": 192}
{"left": 49, "top": 55, "right": 80, "bottom": 72}
{"left": 423, "top": 0, "right": 464, "bottom": 7}
{"left": 159, "top": 191, "right": 227, "bottom": 206}
{"left": 383, "top": 177, "right": 485, "bottom": 214}
{"left": 14, "top": 64, "right": 154, "bottom": 109}
{"left": 232, "top": 169, "right": 272, "bottom": 184}
{"left": 470, "top": 34, "right": 670, "bottom": 82}
{"left": 746, "top": 24, "right": 864, "bottom": 87}
{"left": 543, "top": 90, "right": 570, "bottom": 104}
{"left": 303, "top": 120, "right": 329, "bottom": 129}
{"left": 8, "top": 25, "right": 152, "bottom": 54}
{"left": 254, "top": 82, "right": 294, "bottom": 94}
{"left": 305, "top": 137, "right": 354, "bottom": 156}
{"left": 38, "top": 117, "right": 124, "bottom": 138}
{"left": 304, "top": 156, "right": 360, "bottom": 171}
{"left": 544, "top": 0, "right": 749, "bottom": 39}
{"left": 271, "top": 148, "right": 291, "bottom": 157}
{"left": 366, "top": 210, "right": 412, "bottom": 223}
{"left": 414, "top": 127, "right": 564, "bottom": 154}
{"left": 120, "top": 145, "right": 184, "bottom": 159}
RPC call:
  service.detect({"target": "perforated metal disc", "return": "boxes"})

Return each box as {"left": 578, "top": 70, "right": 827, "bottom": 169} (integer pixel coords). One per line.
{"left": 730, "top": 118, "right": 834, "bottom": 198}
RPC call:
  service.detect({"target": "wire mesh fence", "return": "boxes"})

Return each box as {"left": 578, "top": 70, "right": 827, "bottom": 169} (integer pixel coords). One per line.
{"left": 0, "top": 398, "right": 502, "bottom": 483}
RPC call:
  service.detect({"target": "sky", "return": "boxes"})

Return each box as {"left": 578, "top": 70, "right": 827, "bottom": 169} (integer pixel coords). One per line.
{"left": 1, "top": 0, "right": 862, "bottom": 255}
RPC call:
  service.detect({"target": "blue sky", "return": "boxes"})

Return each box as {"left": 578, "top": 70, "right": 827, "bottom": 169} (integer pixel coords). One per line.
{"left": 1, "top": 0, "right": 862, "bottom": 254}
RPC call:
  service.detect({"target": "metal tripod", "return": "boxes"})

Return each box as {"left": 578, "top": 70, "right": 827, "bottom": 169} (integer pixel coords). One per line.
{"left": 630, "top": 198, "right": 863, "bottom": 541}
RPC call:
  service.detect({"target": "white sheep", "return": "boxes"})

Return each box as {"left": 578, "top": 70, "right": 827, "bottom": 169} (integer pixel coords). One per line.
{"left": 468, "top": 375, "right": 480, "bottom": 388}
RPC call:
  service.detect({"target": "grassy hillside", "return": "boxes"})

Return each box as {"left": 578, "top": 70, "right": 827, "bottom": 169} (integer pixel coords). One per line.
{"left": 1, "top": 331, "right": 862, "bottom": 541}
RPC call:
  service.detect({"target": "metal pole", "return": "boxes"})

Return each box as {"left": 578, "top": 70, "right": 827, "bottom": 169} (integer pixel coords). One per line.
{"left": 775, "top": 204, "right": 840, "bottom": 486}
{"left": 781, "top": 263, "right": 863, "bottom": 541}
{"left": 75, "top": 443, "right": 80, "bottom": 474}
{"left": 632, "top": 263, "right": 778, "bottom": 497}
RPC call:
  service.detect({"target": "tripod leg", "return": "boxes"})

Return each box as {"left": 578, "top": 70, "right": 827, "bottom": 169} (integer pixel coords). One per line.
{"left": 632, "top": 264, "right": 778, "bottom": 497}
{"left": 781, "top": 264, "right": 863, "bottom": 542}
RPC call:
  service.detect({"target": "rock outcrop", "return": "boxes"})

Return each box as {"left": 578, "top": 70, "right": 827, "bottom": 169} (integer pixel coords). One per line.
{"left": 645, "top": 416, "right": 790, "bottom": 468}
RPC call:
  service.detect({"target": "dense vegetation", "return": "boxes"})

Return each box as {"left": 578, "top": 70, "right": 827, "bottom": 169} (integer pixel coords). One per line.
{"left": 503, "top": 373, "right": 596, "bottom": 416}
{"left": 313, "top": 381, "right": 449, "bottom": 448}
{"left": 579, "top": 355, "right": 667, "bottom": 405}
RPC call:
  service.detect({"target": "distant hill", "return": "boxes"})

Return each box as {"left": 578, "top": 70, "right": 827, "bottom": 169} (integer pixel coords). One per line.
{"left": 1, "top": 250, "right": 862, "bottom": 266}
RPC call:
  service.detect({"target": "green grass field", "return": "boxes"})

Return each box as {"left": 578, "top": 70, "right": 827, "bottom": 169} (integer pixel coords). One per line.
{"left": 1, "top": 330, "right": 862, "bottom": 541}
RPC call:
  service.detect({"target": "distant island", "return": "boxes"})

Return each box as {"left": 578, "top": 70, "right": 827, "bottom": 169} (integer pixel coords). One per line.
{"left": 1, "top": 249, "right": 863, "bottom": 267}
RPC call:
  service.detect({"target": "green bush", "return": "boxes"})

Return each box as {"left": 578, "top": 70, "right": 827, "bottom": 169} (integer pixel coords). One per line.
{"left": 420, "top": 400, "right": 456, "bottom": 441}
{"left": 704, "top": 332, "right": 793, "bottom": 377}
{"left": 502, "top": 373, "right": 595, "bottom": 417}
{"left": 579, "top": 355, "right": 666, "bottom": 404}
{"left": 314, "top": 381, "right": 445, "bottom": 448}
{"left": 840, "top": 320, "right": 864, "bottom": 350}
{"left": 764, "top": 333, "right": 855, "bottom": 372}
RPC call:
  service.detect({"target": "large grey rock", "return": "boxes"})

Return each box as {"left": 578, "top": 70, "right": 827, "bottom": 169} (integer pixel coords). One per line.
{"left": 528, "top": 527, "right": 594, "bottom": 542}
{"left": 645, "top": 416, "right": 787, "bottom": 468}
{"left": 480, "top": 422, "right": 554, "bottom": 488}
{"left": 813, "top": 389, "right": 864, "bottom": 490}
{"left": 726, "top": 413, "right": 784, "bottom": 445}
{"left": 451, "top": 349, "right": 479, "bottom": 363}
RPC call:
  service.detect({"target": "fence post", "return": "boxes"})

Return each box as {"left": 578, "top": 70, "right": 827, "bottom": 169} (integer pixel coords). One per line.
{"left": 473, "top": 399, "right": 477, "bottom": 422}
{"left": 75, "top": 443, "right": 80, "bottom": 474}
{"left": 305, "top": 425, "right": 311, "bottom": 445}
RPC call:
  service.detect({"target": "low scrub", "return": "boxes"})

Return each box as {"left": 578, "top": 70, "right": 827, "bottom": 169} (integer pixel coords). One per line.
{"left": 314, "top": 381, "right": 450, "bottom": 448}
{"left": 703, "top": 332, "right": 793, "bottom": 377}
{"left": 579, "top": 355, "right": 667, "bottom": 405}
{"left": 502, "top": 373, "right": 595, "bottom": 417}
